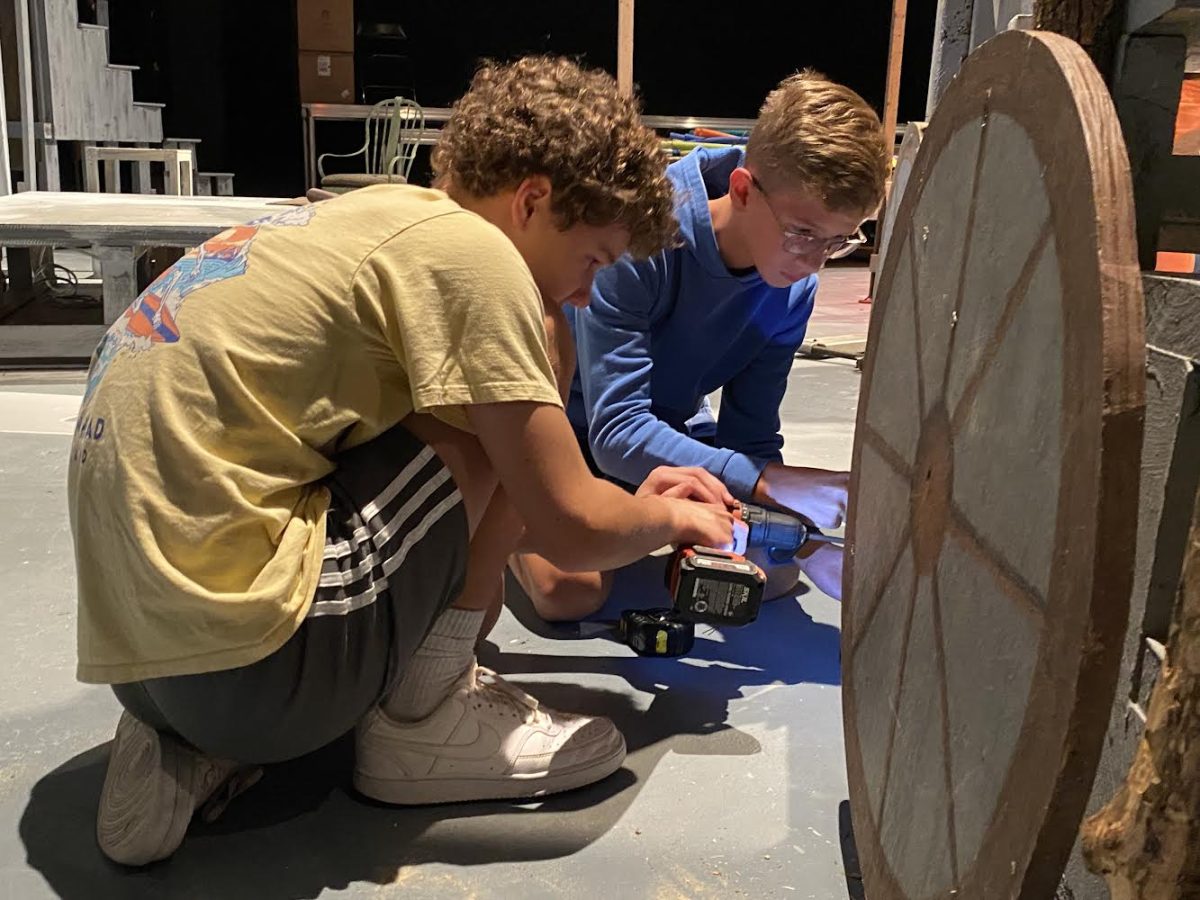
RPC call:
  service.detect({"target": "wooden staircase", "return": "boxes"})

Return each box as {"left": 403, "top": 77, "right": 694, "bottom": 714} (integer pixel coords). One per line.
{"left": 31, "top": 2, "right": 163, "bottom": 144}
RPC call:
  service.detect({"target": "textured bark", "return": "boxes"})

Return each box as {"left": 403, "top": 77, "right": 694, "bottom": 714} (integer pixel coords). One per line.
{"left": 1034, "top": 0, "right": 1128, "bottom": 78}
{"left": 1081, "top": 482, "right": 1200, "bottom": 899}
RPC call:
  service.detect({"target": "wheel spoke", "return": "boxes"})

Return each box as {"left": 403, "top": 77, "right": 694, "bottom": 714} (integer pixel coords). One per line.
{"left": 951, "top": 218, "right": 1053, "bottom": 432}
{"left": 851, "top": 527, "right": 912, "bottom": 658}
{"left": 875, "top": 564, "right": 920, "bottom": 823}
{"left": 942, "top": 101, "right": 992, "bottom": 388}
{"left": 860, "top": 421, "right": 914, "bottom": 482}
{"left": 909, "top": 233, "right": 926, "bottom": 416}
{"left": 931, "top": 575, "right": 962, "bottom": 887}
{"left": 947, "top": 503, "right": 1045, "bottom": 621}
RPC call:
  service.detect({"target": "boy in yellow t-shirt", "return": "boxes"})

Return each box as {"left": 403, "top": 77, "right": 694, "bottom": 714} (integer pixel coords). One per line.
{"left": 72, "top": 57, "right": 741, "bottom": 866}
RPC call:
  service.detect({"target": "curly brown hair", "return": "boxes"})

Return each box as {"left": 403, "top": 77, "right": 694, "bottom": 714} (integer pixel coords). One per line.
{"left": 747, "top": 71, "right": 890, "bottom": 215}
{"left": 431, "top": 56, "right": 676, "bottom": 258}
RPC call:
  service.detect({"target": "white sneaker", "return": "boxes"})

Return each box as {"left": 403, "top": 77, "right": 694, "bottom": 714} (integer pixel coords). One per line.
{"left": 354, "top": 665, "right": 626, "bottom": 805}
{"left": 96, "top": 711, "right": 261, "bottom": 866}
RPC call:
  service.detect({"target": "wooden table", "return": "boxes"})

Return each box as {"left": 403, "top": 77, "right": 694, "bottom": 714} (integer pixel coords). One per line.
{"left": 0, "top": 191, "right": 289, "bottom": 360}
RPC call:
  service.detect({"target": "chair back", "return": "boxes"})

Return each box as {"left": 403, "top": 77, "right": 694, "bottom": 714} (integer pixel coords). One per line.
{"left": 365, "top": 97, "right": 425, "bottom": 181}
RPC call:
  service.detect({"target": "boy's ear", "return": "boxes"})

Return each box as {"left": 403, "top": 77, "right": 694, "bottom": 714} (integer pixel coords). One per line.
{"left": 511, "top": 175, "right": 554, "bottom": 228}
{"left": 728, "top": 167, "right": 754, "bottom": 210}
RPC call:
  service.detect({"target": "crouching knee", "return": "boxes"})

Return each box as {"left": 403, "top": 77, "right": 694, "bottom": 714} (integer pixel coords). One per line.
{"left": 512, "top": 556, "right": 612, "bottom": 623}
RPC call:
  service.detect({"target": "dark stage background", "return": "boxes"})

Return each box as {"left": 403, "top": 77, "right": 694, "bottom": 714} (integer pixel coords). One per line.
{"left": 103, "top": 1, "right": 937, "bottom": 197}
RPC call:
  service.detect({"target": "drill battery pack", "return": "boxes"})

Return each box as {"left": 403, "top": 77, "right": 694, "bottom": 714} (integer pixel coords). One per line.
{"left": 667, "top": 546, "right": 767, "bottom": 627}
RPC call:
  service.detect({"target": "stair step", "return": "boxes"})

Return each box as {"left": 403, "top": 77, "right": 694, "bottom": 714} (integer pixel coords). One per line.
{"left": 197, "top": 171, "right": 234, "bottom": 177}
{"left": 133, "top": 101, "right": 166, "bottom": 109}
{"left": 77, "top": 22, "right": 108, "bottom": 32}
{"left": 106, "top": 63, "right": 139, "bottom": 72}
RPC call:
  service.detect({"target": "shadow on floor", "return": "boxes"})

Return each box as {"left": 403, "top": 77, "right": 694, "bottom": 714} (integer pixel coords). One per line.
{"left": 502, "top": 555, "right": 842, "bottom": 703}
{"left": 20, "top": 684, "right": 646, "bottom": 900}
{"left": 19, "top": 679, "right": 759, "bottom": 899}
{"left": 20, "top": 560, "right": 841, "bottom": 899}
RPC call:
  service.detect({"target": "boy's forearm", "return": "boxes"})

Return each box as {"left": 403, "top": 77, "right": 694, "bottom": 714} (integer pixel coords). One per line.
{"left": 751, "top": 462, "right": 785, "bottom": 508}
{"left": 750, "top": 462, "right": 850, "bottom": 530}
{"left": 752, "top": 461, "right": 813, "bottom": 511}
{"left": 468, "top": 402, "right": 715, "bottom": 573}
{"left": 593, "top": 415, "right": 764, "bottom": 497}
{"left": 526, "top": 483, "right": 680, "bottom": 573}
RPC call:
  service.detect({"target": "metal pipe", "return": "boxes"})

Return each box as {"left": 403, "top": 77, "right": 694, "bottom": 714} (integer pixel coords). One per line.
{"left": 925, "top": 0, "right": 975, "bottom": 118}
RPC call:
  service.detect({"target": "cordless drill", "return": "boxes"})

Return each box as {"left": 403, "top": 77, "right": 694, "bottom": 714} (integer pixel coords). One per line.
{"left": 667, "top": 502, "right": 838, "bottom": 626}
{"left": 622, "top": 503, "right": 843, "bottom": 655}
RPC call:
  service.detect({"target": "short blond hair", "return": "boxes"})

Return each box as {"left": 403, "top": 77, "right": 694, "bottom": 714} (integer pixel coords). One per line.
{"left": 746, "top": 71, "right": 889, "bottom": 215}
{"left": 432, "top": 56, "right": 676, "bottom": 258}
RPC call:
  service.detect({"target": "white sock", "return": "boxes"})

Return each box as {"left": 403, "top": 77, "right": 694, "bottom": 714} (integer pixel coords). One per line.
{"left": 382, "top": 607, "right": 484, "bottom": 722}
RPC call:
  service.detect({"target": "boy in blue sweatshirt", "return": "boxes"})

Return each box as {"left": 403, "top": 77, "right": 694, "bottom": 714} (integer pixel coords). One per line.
{"left": 511, "top": 71, "right": 890, "bottom": 620}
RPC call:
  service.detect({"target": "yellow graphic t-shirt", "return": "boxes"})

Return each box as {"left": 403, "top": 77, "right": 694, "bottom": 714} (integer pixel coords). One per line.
{"left": 69, "top": 186, "right": 561, "bottom": 684}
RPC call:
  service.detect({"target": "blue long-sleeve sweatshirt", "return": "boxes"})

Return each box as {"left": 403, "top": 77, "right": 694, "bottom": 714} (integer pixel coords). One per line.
{"left": 565, "top": 146, "right": 818, "bottom": 499}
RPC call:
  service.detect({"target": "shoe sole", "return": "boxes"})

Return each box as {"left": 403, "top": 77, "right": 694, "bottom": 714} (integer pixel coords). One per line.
{"left": 353, "top": 734, "right": 627, "bottom": 806}
{"left": 96, "top": 714, "right": 195, "bottom": 867}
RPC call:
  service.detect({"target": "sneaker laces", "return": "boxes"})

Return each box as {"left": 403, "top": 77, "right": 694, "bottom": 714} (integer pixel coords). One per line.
{"left": 473, "top": 666, "right": 546, "bottom": 725}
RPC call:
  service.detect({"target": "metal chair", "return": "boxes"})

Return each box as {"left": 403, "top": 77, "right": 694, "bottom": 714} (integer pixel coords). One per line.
{"left": 317, "top": 97, "right": 424, "bottom": 193}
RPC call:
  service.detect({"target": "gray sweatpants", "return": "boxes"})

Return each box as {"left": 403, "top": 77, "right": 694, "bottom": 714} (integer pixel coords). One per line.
{"left": 113, "top": 422, "right": 469, "bottom": 764}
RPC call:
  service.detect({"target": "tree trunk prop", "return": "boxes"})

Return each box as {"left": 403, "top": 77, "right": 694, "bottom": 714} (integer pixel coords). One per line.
{"left": 1034, "top": 0, "right": 1127, "bottom": 78}
{"left": 1082, "top": 482, "right": 1200, "bottom": 899}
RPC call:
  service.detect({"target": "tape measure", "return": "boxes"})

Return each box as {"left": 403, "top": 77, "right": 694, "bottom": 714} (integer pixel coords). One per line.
{"left": 619, "top": 608, "right": 695, "bottom": 657}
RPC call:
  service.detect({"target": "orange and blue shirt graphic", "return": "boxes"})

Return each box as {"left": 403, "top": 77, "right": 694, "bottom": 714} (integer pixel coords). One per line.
{"left": 83, "top": 204, "right": 319, "bottom": 400}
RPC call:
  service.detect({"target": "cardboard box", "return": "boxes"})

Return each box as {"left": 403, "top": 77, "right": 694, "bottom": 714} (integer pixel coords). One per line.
{"left": 297, "top": 0, "right": 354, "bottom": 52}
{"left": 298, "top": 51, "right": 355, "bottom": 104}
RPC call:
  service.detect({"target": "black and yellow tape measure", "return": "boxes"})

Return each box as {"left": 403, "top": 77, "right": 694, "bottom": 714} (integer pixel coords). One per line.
{"left": 619, "top": 608, "right": 695, "bottom": 657}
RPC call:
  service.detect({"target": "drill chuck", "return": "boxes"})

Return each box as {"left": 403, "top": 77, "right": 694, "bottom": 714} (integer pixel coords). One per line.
{"left": 739, "top": 502, "right": 809, "bottom": 561}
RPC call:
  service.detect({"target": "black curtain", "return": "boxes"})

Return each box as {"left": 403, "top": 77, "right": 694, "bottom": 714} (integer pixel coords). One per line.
{"left": 105, "top": 0, "right": 936, "bottom": 198}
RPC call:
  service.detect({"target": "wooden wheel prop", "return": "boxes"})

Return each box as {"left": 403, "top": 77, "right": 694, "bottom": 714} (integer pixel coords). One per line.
{"left": 843, "top": 30, "right": 1146, "bottom": 900}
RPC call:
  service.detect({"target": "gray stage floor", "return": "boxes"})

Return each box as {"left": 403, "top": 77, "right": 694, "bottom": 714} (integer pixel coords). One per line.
{"left": 0, "top": 355, "right": 863, "bottom": 900}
